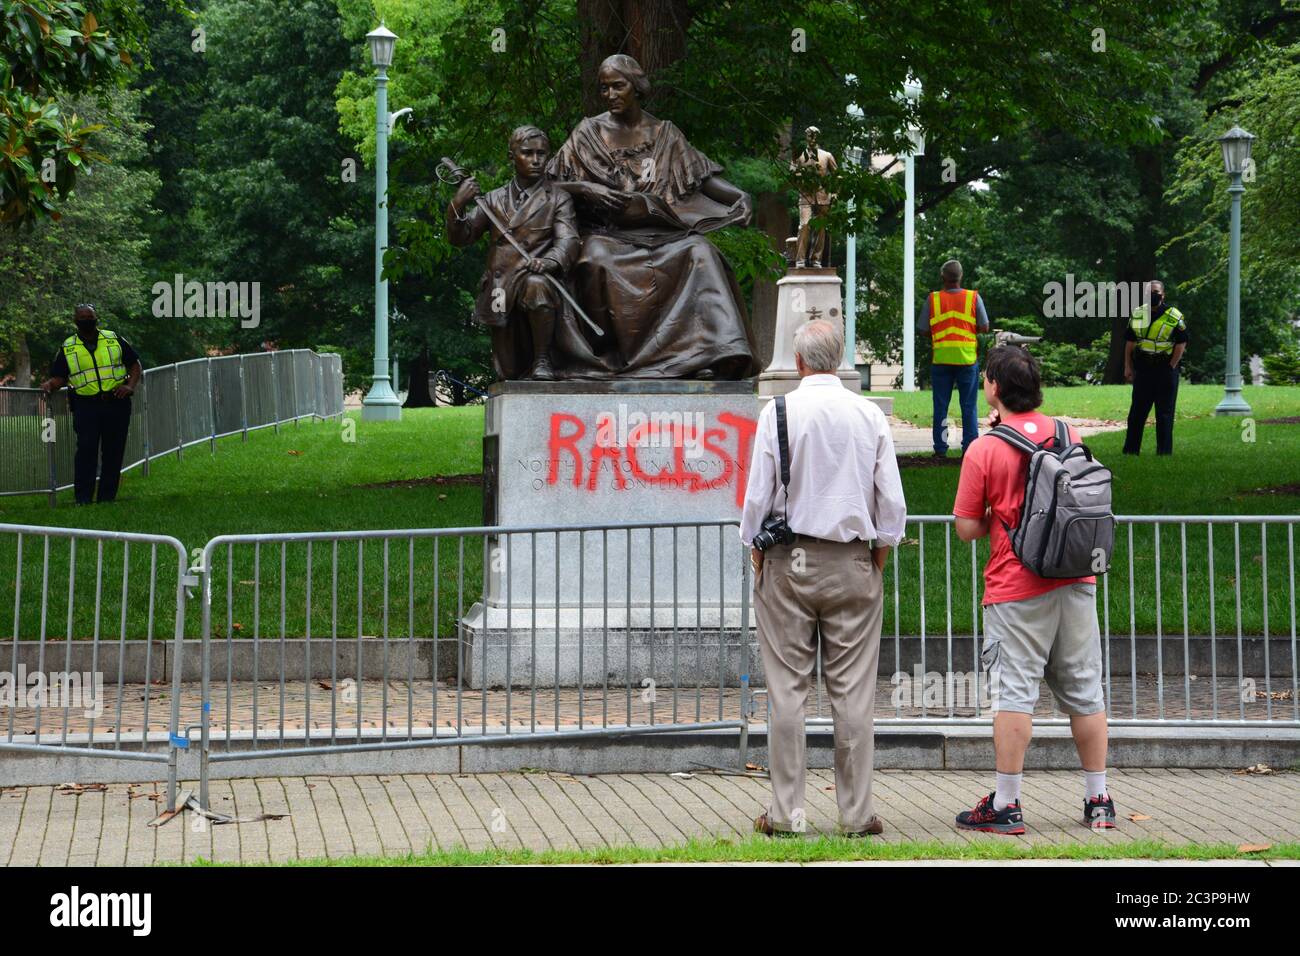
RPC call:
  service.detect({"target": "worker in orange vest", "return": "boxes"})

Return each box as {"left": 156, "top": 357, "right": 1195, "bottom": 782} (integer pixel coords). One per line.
{"left": 916, "top": 259, "right": 990, "bottom": 456}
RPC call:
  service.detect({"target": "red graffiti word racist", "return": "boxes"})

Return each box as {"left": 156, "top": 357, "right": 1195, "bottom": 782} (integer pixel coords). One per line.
{"left": 547, "top": 412, "right": 757, "bottom": 507}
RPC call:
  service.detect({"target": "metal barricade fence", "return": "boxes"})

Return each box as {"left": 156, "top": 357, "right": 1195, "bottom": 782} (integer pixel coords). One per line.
{"left": 0, "top": 350, "right": 344, "bottom": 503}
{"left": 0, "top": 388, "right": 62, "bottom": 500}
{"left": 210, "top": 355, "right": 245, "bottom": 440}
{"left": 241, "top": 351, "right": 275, "bottom": 430}
{"left": 194, "top": 521, "right": 754, "bottom": 809}
{"left": 0, "top": 524, "right": 192, "bottom": 810}
{"left": 3, "top": 514, "right": 1296, "bottom": 809}
{"left": 146, "top": 364, "right": 180, "bottom": 461}
{"left": 790, "top": 515, "right": 1299, "bottom": 729}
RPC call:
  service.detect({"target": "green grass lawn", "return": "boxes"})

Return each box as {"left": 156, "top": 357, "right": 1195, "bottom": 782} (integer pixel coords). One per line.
{"left": 187, "top": 836, "right": 1300, "bottom": 866}
{"left": 875, "top": 382, "right": 1300, "bottom": 430}
{"left": 1, "top": 386, "right": 1297, "bottom": 641}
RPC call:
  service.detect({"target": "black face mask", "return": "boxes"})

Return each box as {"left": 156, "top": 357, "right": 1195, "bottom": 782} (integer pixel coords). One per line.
{"left": 1150, "top": 293, "right": 1163, "bottom": 307}
{"left": 75, "top": 318, "right": 97, "bottom": 335}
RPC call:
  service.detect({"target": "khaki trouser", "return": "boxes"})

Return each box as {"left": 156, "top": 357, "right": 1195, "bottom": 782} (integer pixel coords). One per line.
{"left": 754, "top": 537, "right": 883, "bottom": 833}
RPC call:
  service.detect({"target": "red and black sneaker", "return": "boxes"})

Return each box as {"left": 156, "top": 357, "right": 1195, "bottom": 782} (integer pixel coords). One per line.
{"left": 955, "top": 792, "right": 1026, "bottom": 835}
{"left": 1083, "top": 793, "right": 1117, "bottom": 829}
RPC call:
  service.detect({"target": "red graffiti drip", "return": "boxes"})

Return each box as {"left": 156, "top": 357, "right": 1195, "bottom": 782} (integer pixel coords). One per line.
{"left": 547, "top": 413, "right": 585, "bottom": 488}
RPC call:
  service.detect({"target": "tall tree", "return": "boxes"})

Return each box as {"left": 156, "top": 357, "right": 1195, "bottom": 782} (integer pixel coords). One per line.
{"left": 1, "top": 0, "right": 149, "bottom": 224}
{"left": 174, "top": 0, "right": 370, "bottom": 353}
{"left": 335, "top": 0, "right": 1190, "bottom": 384}
{"left": 0, "top": 88, "right": 158, "bottom": 384}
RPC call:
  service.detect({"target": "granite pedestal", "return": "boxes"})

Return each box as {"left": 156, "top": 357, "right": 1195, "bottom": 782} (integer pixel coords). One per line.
{"left": 463, "top": 380, "right": 763, "bottom": 689}
{"left": 757, "top": 268, "right": 861, "bottom": 398}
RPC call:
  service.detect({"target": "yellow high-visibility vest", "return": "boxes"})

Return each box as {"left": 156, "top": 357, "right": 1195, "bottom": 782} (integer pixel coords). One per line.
{"left": 1129, "top": 305, "right": 1185, "bottom": 356}
{"left": 929, "top": 289, "right": 978, "bottom": 365}
{"left": 61, "top": 329, "right": 127, "bottom": 396}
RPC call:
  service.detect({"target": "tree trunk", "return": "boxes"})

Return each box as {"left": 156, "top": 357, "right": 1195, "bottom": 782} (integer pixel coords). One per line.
{"left": 577, "top": 0, "right": 691, "bottom": 115}
{"left": 403, "top": 346, "right": 435, "bottom": 407}
{"left": 1104, "top": 144, "right": 1163, "bottom": 383}
{"left": 751, "top": 190, "right": 792, "bottom": 369}
{"left": 14, "top": 333, "right": 32, "bottom": 387}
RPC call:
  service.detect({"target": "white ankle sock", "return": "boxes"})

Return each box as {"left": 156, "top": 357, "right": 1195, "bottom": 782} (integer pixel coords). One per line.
{"left": 1085, "top": 770, "right": 1108, "bottom": 801}
{"left": 994, "top": 772, "right": 1022, "bottom": 811}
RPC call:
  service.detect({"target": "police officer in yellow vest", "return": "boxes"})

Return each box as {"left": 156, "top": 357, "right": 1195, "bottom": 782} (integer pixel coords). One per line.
{"left": 1122, "top": 280, "right": 1187, "bottom": 456}
{"left": 916, "top": 259, "right": 990, "bottom": 456}
{"left": 40, "top": 305, "right": 143, "bottom": 504}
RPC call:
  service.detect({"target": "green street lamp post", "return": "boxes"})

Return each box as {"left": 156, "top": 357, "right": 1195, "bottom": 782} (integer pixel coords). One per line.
{"left": 898, "top": 75, "right": 923, "bottom": 392}
{"left": 1214, "top": 125, "right": 1254, "bottom": 417}
{"left": 361, "top": 24, "right": 402, "bottom": 422}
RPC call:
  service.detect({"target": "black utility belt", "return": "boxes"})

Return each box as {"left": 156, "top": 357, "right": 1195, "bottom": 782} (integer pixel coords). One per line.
{"left": 75, "top": 390, "right": 128, "bottom": 401}
{"left": 1135, "top": 351, "right": 1175, "bottom": 363}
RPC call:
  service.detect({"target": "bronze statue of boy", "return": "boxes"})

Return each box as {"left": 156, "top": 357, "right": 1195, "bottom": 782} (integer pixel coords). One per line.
{"left": 447, "top": 125, "right": 579, "bottom": 380}
{"left": 792, "top": 125, "right": 837, "bottom": 269}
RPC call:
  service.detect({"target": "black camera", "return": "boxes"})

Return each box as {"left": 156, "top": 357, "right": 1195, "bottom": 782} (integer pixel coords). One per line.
{"left": 752, "top": 514, "right": 795, "bottom": 552}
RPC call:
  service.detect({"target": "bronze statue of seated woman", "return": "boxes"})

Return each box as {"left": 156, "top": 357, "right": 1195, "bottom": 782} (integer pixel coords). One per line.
{"left": 545, "top": 54, "right": 760, "bottom": 380}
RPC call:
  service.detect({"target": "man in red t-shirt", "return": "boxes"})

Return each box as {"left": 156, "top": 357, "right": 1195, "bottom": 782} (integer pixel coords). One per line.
{"left": 950, "top": 346, "right": 1114, "bottom": 834}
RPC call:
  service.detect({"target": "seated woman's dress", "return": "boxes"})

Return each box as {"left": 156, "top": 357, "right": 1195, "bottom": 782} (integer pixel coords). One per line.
{"left": 546, "top": 116, "right": 760, "bottom": 379}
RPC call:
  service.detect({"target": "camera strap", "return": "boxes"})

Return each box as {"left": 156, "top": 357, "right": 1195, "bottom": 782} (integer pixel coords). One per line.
{"left": 775, "top": 396, "right": 791, "bottom": 514}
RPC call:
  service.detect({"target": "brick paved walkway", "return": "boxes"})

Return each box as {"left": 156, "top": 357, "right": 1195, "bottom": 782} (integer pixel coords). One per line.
{"left": 0, "top": 769, "right": 1294, "bottom": 865}
{"left": 3, "top": 674, "right": 1290, "bottom": 745}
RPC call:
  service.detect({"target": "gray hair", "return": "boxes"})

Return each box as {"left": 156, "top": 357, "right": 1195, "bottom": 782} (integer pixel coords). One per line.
{"left": 1144, "top": 279, "right": 1164, "bottom": 297}
{"left": 941, "top": 259, "right": 963, "bottom": 283}
{"left": 793, "top": 318, "right": 844, "bottom": 373}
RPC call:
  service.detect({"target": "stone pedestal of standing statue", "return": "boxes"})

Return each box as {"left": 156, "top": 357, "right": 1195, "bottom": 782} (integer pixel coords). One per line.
{"left": 756, "top": 268, "right": 862, "bottom": 398}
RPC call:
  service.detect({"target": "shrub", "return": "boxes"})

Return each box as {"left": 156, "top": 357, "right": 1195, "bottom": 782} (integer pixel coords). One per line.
{"left": 1262, "top": 343, "right": 1300, "bottom": 385}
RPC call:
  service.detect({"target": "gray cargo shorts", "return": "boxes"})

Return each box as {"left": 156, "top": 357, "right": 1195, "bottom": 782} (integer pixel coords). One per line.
{"left": 981, "top": 583, "right": 1105, "bottom": 716}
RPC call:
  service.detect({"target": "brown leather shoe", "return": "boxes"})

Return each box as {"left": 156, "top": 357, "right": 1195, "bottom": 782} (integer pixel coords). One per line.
{"left": 753, "top": 812, "right": 801, "bottom": 838}
{"left": 842, "top": 815, "right": 885, "bottom": 837}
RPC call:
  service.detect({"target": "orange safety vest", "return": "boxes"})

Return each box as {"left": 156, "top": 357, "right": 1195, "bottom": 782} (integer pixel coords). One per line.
{"left": 929, "top": 289, "right": 978, "bottom": 365}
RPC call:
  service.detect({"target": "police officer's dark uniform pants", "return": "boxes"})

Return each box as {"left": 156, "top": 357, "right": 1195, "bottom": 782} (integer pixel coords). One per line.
{"left": 1123, "top": 358, "right": 1179, "bottom": 455}
{"left": 72, "top": 397, "right": 132, "bottom": 503}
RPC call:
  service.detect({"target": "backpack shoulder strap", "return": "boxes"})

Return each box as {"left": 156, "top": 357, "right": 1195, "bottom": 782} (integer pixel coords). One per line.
{"left": 1053, "top": 418, "right": 1069, "bottom": 449}
{"left": 989, "top": 423, "right": 1042, "bottom": 456}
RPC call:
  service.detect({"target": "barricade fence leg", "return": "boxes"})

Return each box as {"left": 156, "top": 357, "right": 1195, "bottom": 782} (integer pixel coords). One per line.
{"left": 199, "top": 558, "right": 212, "bottom": 811}
{"left": 166, "top": 545, "right": 189, "bottom": 812}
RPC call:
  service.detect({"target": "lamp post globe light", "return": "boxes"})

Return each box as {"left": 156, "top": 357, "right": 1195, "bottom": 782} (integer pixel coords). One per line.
{"left": 361, "top": 23, "right": 402, "bottom": 422}
{"left": 1214, "top": 124, "right": 1254, "bottom": 417}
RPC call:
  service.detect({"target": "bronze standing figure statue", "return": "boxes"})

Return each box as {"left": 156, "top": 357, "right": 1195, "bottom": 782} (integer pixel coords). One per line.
{"left": 792, "top": 125, "right": 837, "bottom": 269}
{"left": 445, "top": 125, "right": 580, "bottom": 380}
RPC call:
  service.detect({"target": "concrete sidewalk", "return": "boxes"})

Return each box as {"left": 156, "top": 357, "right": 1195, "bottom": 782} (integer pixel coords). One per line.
{"left": 0, "top": 768, "right": 1294, "bottom": 865}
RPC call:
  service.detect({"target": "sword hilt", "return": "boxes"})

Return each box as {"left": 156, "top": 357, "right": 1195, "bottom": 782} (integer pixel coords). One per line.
{"left": 437, "top": 156, "right": 469, "bottom": 185}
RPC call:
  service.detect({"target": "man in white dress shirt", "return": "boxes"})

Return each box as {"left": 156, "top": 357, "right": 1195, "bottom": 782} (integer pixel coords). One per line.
{"left": 740, "top": 319, "right": 908, "bottom": 836}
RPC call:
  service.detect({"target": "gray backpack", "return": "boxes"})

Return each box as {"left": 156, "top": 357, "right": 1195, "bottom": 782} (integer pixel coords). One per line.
{"left": 990, "top": 420, "right": 1115, "bottom": 578}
